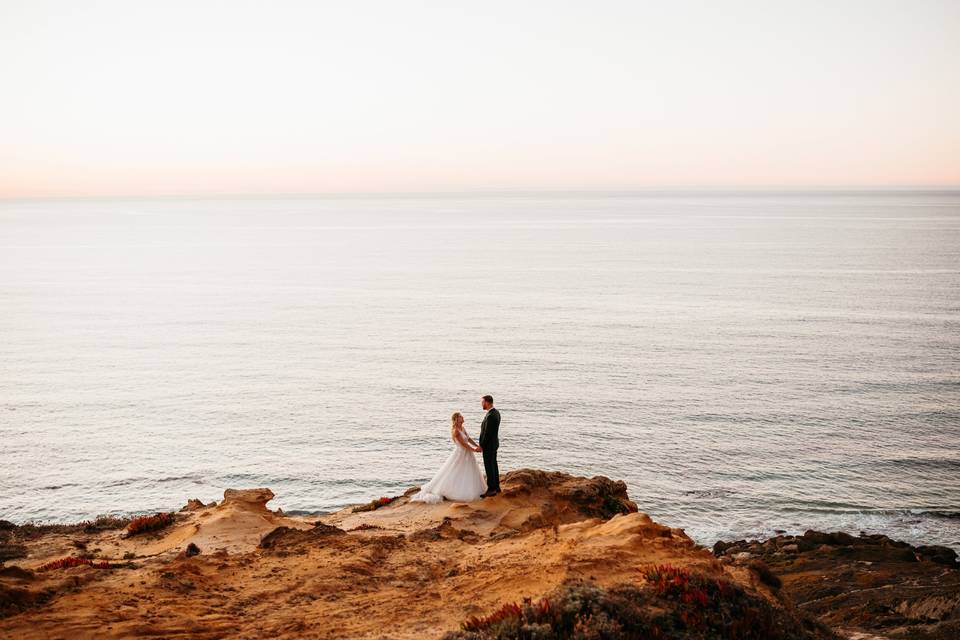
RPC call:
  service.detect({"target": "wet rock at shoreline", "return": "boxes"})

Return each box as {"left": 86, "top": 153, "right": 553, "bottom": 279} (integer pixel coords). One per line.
{"left": 713, "top": 529, "right": 960, "bottom": 640}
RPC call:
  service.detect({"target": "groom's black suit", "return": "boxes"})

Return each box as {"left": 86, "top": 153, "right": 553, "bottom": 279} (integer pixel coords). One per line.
{"left": 478, "top": 407, "right": 501, "bottom": 493}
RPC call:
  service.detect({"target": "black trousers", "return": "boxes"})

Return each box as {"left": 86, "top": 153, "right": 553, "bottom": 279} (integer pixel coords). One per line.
{"left": 482, "top": 444, "right": 500, "bottom": 492}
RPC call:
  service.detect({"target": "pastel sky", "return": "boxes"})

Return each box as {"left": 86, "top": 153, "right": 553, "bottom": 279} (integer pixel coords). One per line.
{"left": 1, "top": 0, "right": 958, "bottom": 197}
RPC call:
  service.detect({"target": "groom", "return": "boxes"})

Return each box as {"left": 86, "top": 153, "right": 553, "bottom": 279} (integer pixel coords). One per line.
{"left": 478, "top": 395, "right": 501, "bottom": 497}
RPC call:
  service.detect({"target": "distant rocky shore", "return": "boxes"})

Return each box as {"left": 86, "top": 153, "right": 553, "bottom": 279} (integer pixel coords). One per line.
{"left": 1, "top": 469, "right": 957, "bottom": 639}
{"left": 712, "top": 530, "right": 959, "bottom": 640}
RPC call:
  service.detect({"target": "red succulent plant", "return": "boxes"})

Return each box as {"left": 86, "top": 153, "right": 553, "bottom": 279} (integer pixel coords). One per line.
{"left": 125, "top": 512, "right": 175, "bottom": 537}
{"left": 38, "top": 556, "right": 111, "bottom": 572}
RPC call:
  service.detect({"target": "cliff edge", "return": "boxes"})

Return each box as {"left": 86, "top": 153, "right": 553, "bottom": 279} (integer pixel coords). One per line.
{"left": 0, "top": 470, "right": 863, "bottom": 638}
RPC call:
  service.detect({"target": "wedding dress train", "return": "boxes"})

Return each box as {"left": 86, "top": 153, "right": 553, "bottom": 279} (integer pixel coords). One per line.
{"left": 411, "top": 426, "right": 486, "bottom": 504}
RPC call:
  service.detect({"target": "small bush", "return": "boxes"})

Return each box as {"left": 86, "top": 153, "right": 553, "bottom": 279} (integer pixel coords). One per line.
{"left": 38, "top": 556, "right": 111, "bottom": 572}
{"left": 6, "top": 515, "right": 131, "bottom": 542}
{"left": 351, "top": 496, "right": 395, "bottom": 513}
{"left": 444, "top": 565, "right": 827, "bottom": 640}
{"left": 125, "top": 512, "right": 175, "bottom": 537}
{"left": 84, "top": 514, "right": 131, "bottom": 532}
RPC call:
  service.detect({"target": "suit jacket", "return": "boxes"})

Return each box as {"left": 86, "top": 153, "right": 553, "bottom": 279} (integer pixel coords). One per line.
{"left": 479, "top": 408, "right": 500, "bottom": 449}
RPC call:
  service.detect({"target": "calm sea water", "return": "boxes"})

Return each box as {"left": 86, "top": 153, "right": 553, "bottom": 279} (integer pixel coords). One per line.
{"left": 2, "top": 192, "right": 958, "bottom": 551}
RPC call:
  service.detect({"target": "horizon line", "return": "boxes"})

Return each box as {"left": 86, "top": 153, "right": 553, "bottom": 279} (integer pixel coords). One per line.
{"left": 3, "top": 185, "right": 960, "bottom": 202}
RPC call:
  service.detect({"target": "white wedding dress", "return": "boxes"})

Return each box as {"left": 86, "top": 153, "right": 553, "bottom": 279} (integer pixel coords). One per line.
{"left": 411, "top": 426, "right": 486, "bottom": 504}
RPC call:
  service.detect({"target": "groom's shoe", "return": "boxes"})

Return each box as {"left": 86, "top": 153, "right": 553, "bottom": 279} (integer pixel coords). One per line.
{"left": 481, "top": 490, "right": 501, "bottom": 498}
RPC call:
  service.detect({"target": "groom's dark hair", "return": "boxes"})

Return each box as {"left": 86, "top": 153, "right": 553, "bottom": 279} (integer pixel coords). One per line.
{"left": 483, "top": 395, "right": 494, "bottom": 405}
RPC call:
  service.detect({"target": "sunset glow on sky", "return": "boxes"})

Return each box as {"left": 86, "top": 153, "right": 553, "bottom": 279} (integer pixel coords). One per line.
{"left": 1, "top": 1, "right": 958, "bottom": 197}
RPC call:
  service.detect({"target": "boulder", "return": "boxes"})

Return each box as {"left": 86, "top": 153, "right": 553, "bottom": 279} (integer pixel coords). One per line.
{"left": 222, "top": 488, "right": 275, "bottom": 509}
{"left": 179, "top": 499, "right": 207, "bottom": 512}
{"left": 500, "top": 469, "right": 639, "bottom": 519}
{"left": 916, "top": 544, "right": 958, "bottom": 566}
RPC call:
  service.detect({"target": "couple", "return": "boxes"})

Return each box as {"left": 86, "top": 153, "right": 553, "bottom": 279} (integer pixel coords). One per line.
{"left": 410, "top": 395, "right": 501, "bottom": 503}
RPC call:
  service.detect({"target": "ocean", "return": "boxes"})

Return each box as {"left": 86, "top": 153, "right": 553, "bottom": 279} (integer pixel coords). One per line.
{"left": 1, "top": 191, "right": 958, "bottom": 551}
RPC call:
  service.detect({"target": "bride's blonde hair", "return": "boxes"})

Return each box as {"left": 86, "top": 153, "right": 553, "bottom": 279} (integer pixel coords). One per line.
{"left": 450, "top": 412, "right": 464, "bottom": 431}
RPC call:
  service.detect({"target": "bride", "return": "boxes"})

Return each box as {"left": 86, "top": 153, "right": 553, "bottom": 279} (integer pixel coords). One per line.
{"left": 411, "top": 412, "right": 486, "bottom": 503}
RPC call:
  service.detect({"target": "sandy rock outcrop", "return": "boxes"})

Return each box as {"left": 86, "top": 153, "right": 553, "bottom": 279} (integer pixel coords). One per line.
{"left": 0, "top": 470, "right": 906, "bottom": 639}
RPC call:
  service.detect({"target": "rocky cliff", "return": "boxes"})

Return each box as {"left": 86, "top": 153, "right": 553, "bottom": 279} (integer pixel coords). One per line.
{"left": 1, "top": 469, "right": 952, "bottom": 639}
